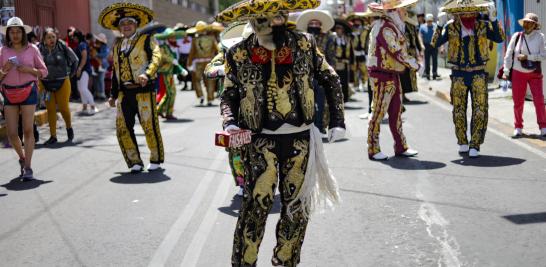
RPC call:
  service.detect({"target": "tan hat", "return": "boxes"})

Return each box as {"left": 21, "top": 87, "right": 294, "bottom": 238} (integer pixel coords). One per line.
{"left": 95, "top": 33, "right": 108, "bottom": 44}
{"left": 187, "top": 21, "right": 224, "bottom": 34}
{"left": 368, "top": 0, "right": 418, "bottom": 12}
{"left": 296, "top": 10, "right": 335, "bottom": 33}
{"left": 519, "top": 13, "right": 540, "bottom": 28}
{"left": 0, "top": 17, "right": 32, "bottom": 36}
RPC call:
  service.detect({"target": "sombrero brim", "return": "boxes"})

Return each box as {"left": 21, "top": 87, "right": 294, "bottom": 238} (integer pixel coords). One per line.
{"left": 220, "top": 22, "right": 247, "bottom": 50}
{"left": 368, "top": 0, "right": 418, "bottom": 11}
{"left": 296, "top": 10, "right": 335, "bottom": 33}
{"left": 0, "top": 25, "right": 32, "bottom": 36}
{"left": 140, "top": 24, "right": 167, "bottom": 36}
{"left": 155, "top": 29, "right": 186, "bottom": 40}
{"left": 99, "top": 3, "right": 154, "bottom": 30}
{"left": 187, "top": 25, "right": 224, "bottom": 35}
{"left": 216, "top": 0, "right": 321, "bottom": 23}
{"left": 440, "top": 0, "right": 489, "bottom": 14}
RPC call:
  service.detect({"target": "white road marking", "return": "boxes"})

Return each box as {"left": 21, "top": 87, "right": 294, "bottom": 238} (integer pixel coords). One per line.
{"left": 148, "top": 151, "right": 226, "bottom": 267}
{"left": 180, "top": 167, "right": 232, "bottom": 267}
{"left": 419, "top": 91, "right": 546, "bottom": 158}
{"left": 415, "top": 168, "right": 462, "bottom": 267}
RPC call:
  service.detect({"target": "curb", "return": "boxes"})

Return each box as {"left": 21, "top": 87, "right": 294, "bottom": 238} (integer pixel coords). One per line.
{"left": 0, "top": 110, "right": 48, "bottom": 141}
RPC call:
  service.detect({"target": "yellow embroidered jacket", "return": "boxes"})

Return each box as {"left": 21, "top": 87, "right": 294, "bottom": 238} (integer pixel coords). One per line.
{"left": 431, "top": 19, "right": 504, "bottom": 68}
{"left": 187, "top": 34, "right": 219, "bottom": 67}
{"left": 220, "top": 31, "right": 345, "bottom": 132}
{"left": 111, "top": 33, "right": 161, "bottom": 99}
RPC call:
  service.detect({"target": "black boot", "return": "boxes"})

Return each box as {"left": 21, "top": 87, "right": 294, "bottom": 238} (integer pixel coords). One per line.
{"left": 44, "top": 136, "right": 58, "bottom": 145}
{"left": 67, "top": 128, "right": 74, "bottom": 142}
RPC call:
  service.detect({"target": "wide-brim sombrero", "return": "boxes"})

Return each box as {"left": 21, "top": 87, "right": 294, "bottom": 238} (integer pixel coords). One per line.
{"left": 296, "top": 10, "right": 335, "bottom": 33}
{"left": 187, "top": 21, "right": 225, "bottom": 34}
{"left": 440, "top": 0, "right": 490, "bottom": 14}
{"left": 155, "top": 28, "right": 186, "bottom": 40}
{"left": 220, "top": 21, "right": 254, "bottom": 50}
{"left": 99, "top": 3, "right": 154, "bottom": 30}
{"left": 368, "top": 0, "right": 419, "bottom": 11}
{"left": 215, "top": 0, "right": 321, "bottom": 23}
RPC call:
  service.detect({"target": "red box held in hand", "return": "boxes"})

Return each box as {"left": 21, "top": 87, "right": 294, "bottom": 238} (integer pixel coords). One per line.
{"left": 215, "top": 130, "right": 252, "bottom": 148}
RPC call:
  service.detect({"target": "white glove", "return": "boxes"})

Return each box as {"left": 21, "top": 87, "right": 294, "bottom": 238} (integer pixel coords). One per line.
{"left": 437, "top": 12, "right": 448, "bottom": 27}
{"left": 328, "top": 127, "right": 346, "bottom": 143}
{"left": 487, "top": 3, "right": 497, "bottom": 21}
{"left": 407, "top": 58, "right": 419, "bottom": 71}
{"left": 180, "top": 68, "right": 189, "bottom": 77}
{"left": 172, "top": 59, "right": 179, "bottom": 65}
{"left": 225, "top": 124, "right": 240, "bottom": 133}
{"left": 418, "top": 63, "right": 425, "bottom": 77}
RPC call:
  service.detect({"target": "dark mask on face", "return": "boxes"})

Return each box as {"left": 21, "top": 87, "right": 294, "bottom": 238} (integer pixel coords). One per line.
{"left": 272, "top": 24, "right": 287, "bottom": 48}
{"left": 307, "top": 26, "right": 321, "bottom": 35}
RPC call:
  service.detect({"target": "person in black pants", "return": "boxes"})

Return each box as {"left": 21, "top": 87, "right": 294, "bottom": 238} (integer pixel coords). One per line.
{"left": 420, "top": 14, "right": 440, "bottom": 80}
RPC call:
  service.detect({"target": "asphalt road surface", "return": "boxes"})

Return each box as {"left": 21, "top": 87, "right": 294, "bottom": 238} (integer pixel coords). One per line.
{"left": 1, "top": 84, "right": 545, "bottom": 267}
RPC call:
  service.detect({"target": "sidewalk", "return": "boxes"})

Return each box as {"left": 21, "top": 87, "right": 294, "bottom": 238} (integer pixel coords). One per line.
{"left": 418, "top": 67, "right": 546, "bottom": 149}
{"left": 0, "top": 100, "right": 108, "bottom": 142}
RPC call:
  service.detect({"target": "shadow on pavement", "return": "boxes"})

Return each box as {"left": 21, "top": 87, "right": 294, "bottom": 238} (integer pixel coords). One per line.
{"left": 110, "top": 169, "right": 171, "bottom": 184}
{"left": 162, "top": 118, "right": 195, "bottom": 123}
{"left": 218, "top": 194, "right": 281, "bottom": 217}
{"left": 344, "top": 106, "right": 364, "bottom": 110}
{"left": 35, "top": 141, "right": 83, "bottom": 150}
{"left": 451, "top": 155, "right": 526, "bottom": 167}
{"left": 0, "top": 194, "right": 7, "bottom": 197}
{"left": 1, "top": 178, "right": 53, "bottom": 191}
{"left": 503, "top": 212, "right": 546, "bottom": 225}
{"left": 380, "top": 157, "right": 447, "bottom": 170}
{"left": 512, "top": 134, "right": 546, "bottom": 141}
{"left": 403, "top": 100, "right": 429, "bottom": 105}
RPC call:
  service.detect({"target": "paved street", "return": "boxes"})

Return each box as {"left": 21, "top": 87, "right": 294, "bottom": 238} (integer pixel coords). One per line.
{"left": 1, "top": 80, "right": 545, "bottom": 267}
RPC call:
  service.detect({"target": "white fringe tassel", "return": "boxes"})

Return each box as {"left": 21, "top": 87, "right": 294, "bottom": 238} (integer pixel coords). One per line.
{"left": 287, "top": 125, "right": 341, "bottom": 219}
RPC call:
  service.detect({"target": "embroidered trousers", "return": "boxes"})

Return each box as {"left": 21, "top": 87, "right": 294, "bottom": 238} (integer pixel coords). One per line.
{"left": 450, "top": 70, "right": 488, "bottom": 149}
{"left": 192, "top": 62, "right": 217, "bottom": 102}
{"left": 511, "top": 70, "right": 546, "bottom": 129}
{"left": 367, "top": 71, "right": 408, "bottom": 158}
{"left": 157, "top": 73, "right": 177, "bottom": 116}
{"left": 352, "top": 61, "right": 368, "bottom": 87}
{"left": 116, "top": 90, "right": 164, "bottom": 167}
{"left": 232, "top": 131, "right": 310, "bottom": 267}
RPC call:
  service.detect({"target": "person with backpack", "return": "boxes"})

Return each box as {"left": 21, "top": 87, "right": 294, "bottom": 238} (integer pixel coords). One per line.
{"left": 38, "top": 27, "right": 79, "bottom": 145}
{"left": 100, "top": 2, "right": 164, "bottom": 173}
{"left": 502, "top": 13, "right": 546, "bottom": 137}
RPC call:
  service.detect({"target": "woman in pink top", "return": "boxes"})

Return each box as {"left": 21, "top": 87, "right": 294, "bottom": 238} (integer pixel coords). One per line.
{"left": 0, "top": 17, "right": 48, "bottom": 180}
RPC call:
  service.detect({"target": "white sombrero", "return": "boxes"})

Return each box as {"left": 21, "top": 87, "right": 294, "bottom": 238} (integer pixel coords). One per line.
{"left": 296, "top": 10, "right": 335, "bottom": 33}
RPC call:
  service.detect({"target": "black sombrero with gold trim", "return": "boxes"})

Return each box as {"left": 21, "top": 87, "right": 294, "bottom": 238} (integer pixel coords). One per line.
{"left": 215, "top": 0, "right": 321, "bottom": 23}
{"left": 99, "top": 3, "right": 154, "bottom": 30}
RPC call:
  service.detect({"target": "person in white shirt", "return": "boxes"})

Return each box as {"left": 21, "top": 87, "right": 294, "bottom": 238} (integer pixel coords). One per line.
{"left": 503, "top": 13, "right": 546, "bottom": 137}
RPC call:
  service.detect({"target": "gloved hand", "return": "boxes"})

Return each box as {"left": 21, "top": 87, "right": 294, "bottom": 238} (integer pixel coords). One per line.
{"left": 487, "top": 3, "right": 497, "bottom": 21}
{"left": 437, "top": 12, "right": 448, "bottom": 27}
{"left": 407, "top": 58, "right": 420, "bottom": 71}
{"left": 180, "top": 68, "right": 189, "bottom": 77}
{"left": 225, "top": 124, "right": 240, "bottom": 134}
{"left": 418, "top": 63, "right": 425, "bottom": 77}
{"left": 328, "top": 127, "right": 346, "bottom": 143}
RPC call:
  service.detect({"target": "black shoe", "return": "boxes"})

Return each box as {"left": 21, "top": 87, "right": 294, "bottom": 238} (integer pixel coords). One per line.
{"left": 402, "top": 96, "right": 411, "bottom": 103}
{"left": 67, "top": 128, "right": 74, "bottom": 142}
{"left": 21, "top": 168, "right": 34, "bottom": 181}
{"left": 433, "top": 74, "right": 441, "bottom": 80}
{"left": 44, "top": 136, "right": 58, "bottom": 145}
